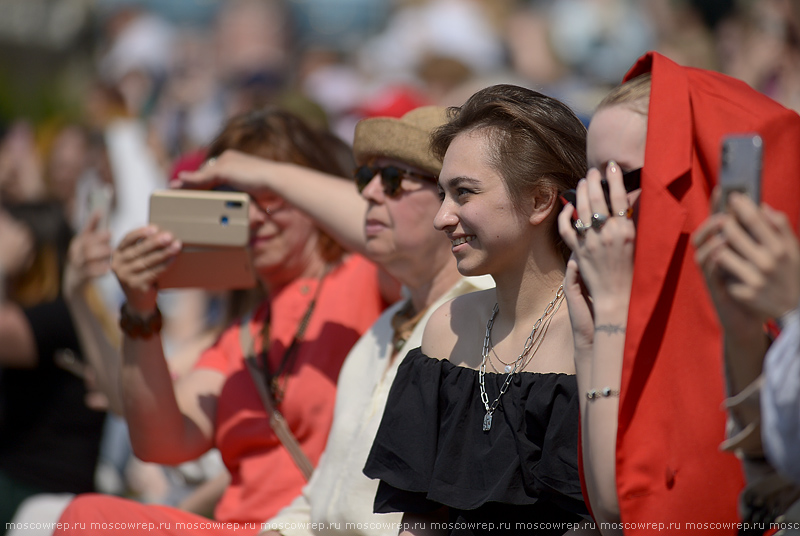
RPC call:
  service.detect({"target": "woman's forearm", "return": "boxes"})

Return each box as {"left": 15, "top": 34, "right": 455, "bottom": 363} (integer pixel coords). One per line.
{"left": 263, "top": 162, "right": 368, "bottom": 255}
{"left": 582, "top": 302, "right": 627, "bottom": 533}
{"left": 722, "top": 331, "right": 769, "bottom": 399}
{"left": 64, "top": 289, "right": 124, "bottom": 415}
{"left": 120, "top": 335, "right": 213, "bottom": 464}
{"left": 178, "top": 152, "right": 370, "bottom": 254}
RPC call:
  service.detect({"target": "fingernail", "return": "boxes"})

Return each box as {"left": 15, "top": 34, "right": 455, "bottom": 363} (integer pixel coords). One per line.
{"left": 608, "top": 161, "right": 618, "bottom": 174}
{"left": 158, "top": 232, "right": 173, "bottom": 245}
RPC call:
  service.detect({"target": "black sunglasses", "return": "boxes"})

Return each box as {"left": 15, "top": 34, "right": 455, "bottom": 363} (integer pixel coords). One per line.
{"left": 561, "top": 167, "right": 642, "bottom": 208}
{"left": 354, "top": 165, "right": 438, "bottom": 197}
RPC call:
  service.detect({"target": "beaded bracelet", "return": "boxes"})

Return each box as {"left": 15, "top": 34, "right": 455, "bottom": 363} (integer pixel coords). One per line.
{"left": 586, "top": 387, "right": 620, "bottom": 400}
{"left": 119, "top": 303, "right": 163, "bottom": 339}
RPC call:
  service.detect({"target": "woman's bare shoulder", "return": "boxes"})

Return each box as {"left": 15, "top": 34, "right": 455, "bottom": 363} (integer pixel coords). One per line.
{"left": 421, "top": 289, "right": 495, "bottom": 363}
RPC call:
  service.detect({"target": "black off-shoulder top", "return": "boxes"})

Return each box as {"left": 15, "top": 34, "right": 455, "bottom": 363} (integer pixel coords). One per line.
{"left": 363, "top": 348, "right": 587, "bottom": 535}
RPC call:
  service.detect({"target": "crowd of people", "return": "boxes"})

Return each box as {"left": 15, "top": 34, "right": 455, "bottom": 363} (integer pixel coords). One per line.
{"left": 3, "top": 0, "right": 800, "bottom": 535}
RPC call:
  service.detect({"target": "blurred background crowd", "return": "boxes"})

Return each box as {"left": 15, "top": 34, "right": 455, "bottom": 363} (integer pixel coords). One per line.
{"left": 2, "top": 0, "right": 800, "bottom": 151}
{"left": 1, "top": 0, "right": 799, "bottom": 532}
{"left": 2, "top": 0, "right": 799, "bottom": 219}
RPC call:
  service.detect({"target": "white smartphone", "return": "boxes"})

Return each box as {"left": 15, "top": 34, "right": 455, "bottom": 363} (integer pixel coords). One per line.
{"left": 87, "top": 184, "right": 113, "bottom": 231}
{"left": 148, "top": 189, "right": 257, "bottom": 290}
{"left": 718, "top": 134, "right": 763, "bottom": 211}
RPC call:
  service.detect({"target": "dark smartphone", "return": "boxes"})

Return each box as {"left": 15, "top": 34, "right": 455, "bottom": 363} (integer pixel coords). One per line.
{"left": 561, "top": 168, "right": 642, "bottom": 210}
{"left": 717, "top": 134, "right": 762, "bottom": 211}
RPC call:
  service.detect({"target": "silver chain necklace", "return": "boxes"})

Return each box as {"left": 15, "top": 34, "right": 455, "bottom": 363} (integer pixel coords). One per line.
{"left": 479, "top": 285, "right": 564, "bottom": 431}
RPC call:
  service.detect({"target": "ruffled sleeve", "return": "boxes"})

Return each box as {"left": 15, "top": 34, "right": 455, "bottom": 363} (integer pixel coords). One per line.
{"left": 363, "top": 348, "right": 586, "bottom": 517}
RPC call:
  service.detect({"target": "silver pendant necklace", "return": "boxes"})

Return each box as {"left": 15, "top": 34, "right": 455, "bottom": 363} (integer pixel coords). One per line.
{"left": 478, "top": 285, "right": 564, "bottom": 431}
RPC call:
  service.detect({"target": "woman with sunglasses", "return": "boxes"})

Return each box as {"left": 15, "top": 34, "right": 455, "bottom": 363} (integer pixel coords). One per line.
{"left": 55, "top": 109, "right": 388, "bottom": 535}
{"left": 362, "top": 85, "right": 590, "bottom": 535}
{"left": 178, "top": 106, "right": 494, "bottom": 536}
{"left": 557, "top": 52, "right": 800, "bottom": 534}
{"left": 171, "top": 112, "right": 444, "bottom": 269}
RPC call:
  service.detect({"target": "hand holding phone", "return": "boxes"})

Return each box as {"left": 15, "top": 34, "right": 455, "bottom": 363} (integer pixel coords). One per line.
{"left": 562, "top": 168, "right": 641, "bottom": 212}
{"left": 148, "top": 189, "right": 256, "bottom": 290}
{"left": 717, "top": 134, "right": 762, "bottom": 211}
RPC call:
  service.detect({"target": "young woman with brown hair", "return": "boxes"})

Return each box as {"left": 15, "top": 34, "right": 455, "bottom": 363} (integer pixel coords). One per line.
{"left": 364, "top": 84, "right": 590, "bottom": 535}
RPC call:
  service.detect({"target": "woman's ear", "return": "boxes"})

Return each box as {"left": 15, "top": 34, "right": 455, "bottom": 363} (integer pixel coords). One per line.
{"left": 529, "top": 186, "right": 559, "bottom": 226}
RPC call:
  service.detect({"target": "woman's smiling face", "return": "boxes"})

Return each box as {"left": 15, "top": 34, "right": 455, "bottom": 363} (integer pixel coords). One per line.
{"left": 434, "top": 130, "right": 531, "bottom": 277}
{"left": 247, "top": 191, "right": 321, "bottom": 285}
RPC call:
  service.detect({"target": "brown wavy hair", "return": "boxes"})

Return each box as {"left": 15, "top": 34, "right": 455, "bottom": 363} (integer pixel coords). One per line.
{"left": 205, "top": 107, "right": 353, "bottom": 265}
{"left": 430, "top": 84, "right": 587, "bottom": 261}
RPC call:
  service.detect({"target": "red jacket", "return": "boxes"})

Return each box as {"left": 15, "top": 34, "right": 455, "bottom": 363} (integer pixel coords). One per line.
{"left": 610, "top": 52, "right": 800, "bottom": 534}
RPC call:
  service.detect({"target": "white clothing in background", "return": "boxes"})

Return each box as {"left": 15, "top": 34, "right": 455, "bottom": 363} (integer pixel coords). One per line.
{"left": 264, "top": 276, "right": 494, "bottom": 536}
{"left": 762, "top": 309, "right": 800, "bottom": 485}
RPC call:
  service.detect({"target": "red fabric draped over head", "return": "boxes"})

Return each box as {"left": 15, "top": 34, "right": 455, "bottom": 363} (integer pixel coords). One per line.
{"left": 610, "top": 51, "right": 800, "bottom": 533}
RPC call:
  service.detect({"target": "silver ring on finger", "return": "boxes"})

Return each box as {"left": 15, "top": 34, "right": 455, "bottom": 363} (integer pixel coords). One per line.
{"left": 573, "top": 218, "right": 588, "bottom": 238}
{"left": 204, "top": 157, "right": 217, "bottom": 168}
{"left": 616, "top": 207, "right": 634, "bottom": 219}
{"left": 591, "top": 213, "right": 609, "bottom": 231}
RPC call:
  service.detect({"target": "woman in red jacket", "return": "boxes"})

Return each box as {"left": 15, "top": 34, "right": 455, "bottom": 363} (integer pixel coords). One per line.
{"left": 558, "top": 51, "right": 800, "bottom": 534}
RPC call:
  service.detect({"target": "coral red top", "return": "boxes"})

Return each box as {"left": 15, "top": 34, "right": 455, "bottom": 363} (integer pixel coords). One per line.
{"left": 195, "top": 254, "right": 387, "bottom": 523}
{"left": 602, "top": 52, "right": 800, "bottom": 534}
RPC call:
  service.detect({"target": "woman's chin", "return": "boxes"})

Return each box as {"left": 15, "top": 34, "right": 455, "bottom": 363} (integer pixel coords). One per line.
{"left": 252, "top": 259, "right": 286, "bottom": 281}
{"left": 455, "top": 259, "right": 487, "bottom": 278}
